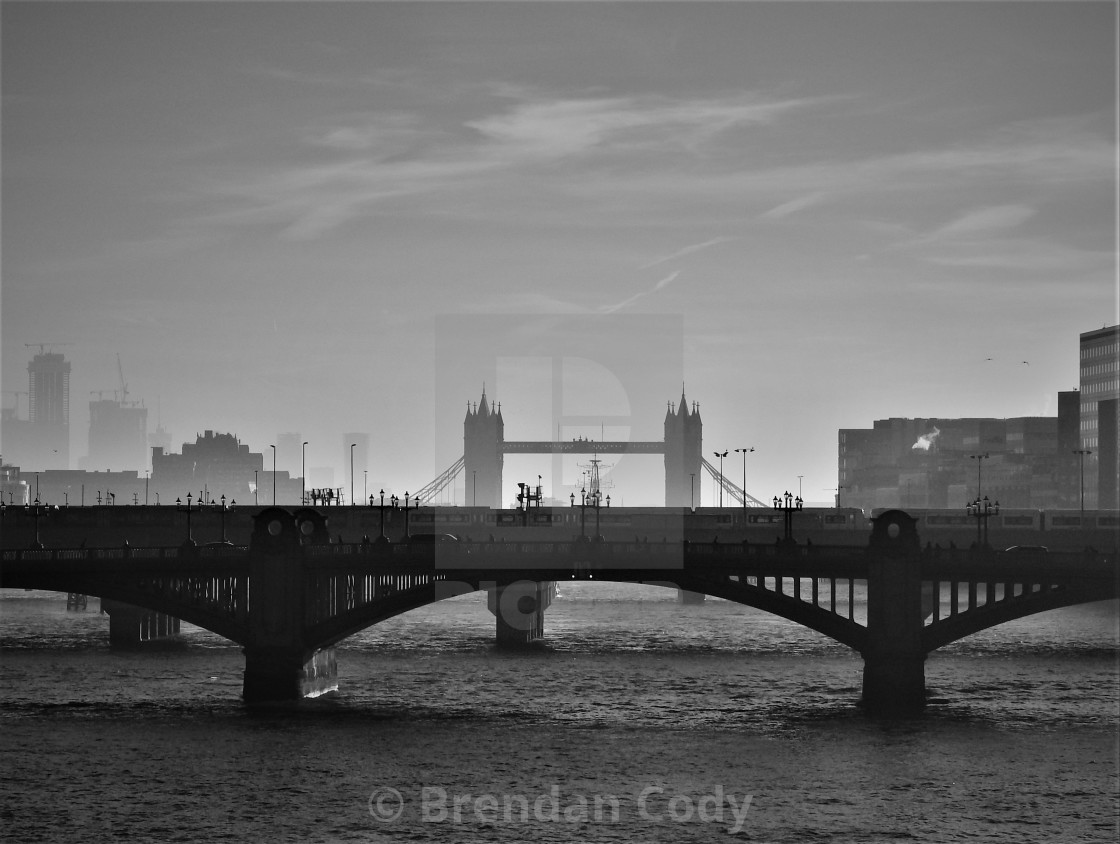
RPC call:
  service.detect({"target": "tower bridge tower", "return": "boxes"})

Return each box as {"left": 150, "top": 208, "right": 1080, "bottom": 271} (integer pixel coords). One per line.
{"left": 464, "top": 389, "right": 504, "bottom": 508}
{"left": 664, "top": 392, "right": 703, "bottom": 507}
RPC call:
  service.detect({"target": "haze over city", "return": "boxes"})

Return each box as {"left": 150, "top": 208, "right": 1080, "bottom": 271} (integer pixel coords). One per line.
{"left": 3, "top": 1, "right": 1116, "bottom": 506}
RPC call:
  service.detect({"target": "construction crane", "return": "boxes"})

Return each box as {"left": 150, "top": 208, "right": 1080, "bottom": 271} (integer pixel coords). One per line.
{"left": 116, "top": 353, "right": 129, "bottom": 403}
{"left": 24, "top": 342, "right": 74, "bottom": 356}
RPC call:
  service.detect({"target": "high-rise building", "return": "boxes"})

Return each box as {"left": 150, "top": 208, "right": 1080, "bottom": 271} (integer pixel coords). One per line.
{"left": 28, "top": 351, "right": 70, "bottom": 426}
{"left": 1079, "top": 325, "right": 1119, "bottom": 509}
{"left": 85, "top": 397, "right": 148, "bottom": 472}
{"left": 838, "top": 412, "right": 1077, "bottom": 512}
{"left": 1, "top": 351, "right": 70, "bottom": 469}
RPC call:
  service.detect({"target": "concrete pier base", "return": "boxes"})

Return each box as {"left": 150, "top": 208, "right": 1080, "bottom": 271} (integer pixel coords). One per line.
{"left": 102, "top": 599, "right": 181, "bottom": 647}
{"left": 243, "top": 646, "right": 338, "bottom": 703}
{"left": 861, "top": 654, "right": 927, "bottom": 715}
{"left": 489, "top": 581, "right": 554, "bottom": 646}
{"left": 861, "top": 509, "right": 927, "bottom": 715}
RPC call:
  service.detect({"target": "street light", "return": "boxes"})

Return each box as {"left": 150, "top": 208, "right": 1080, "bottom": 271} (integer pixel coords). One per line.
{"left": 254, "top": 470, "right": 259, "bottom": 506}
{"left": 713, "top": 450, "right": 728, "bottom": 508}
{"left": 176, "top": 492, "right": 200, "bottom": 546}
{"left": 735, "top": 447, "right": 754, "bottom": 512}
{"left": 270, "top": 444, "right": 277, "bottom": 505}
{"left": 302, "top": 441, "right": 308, "bottom": 506}
{"left": 371, "top": 489, "right": 390, "bottom": 542}
{"left": 690, "top": 473, "right": 696, "bottom": 510}
{"left": 1073, "top": 449, "right": 1092, "bottom": 518}
{"left": 25, "top": 496, "right": 47, "bottom": 549}
{"left": 350, "top": 443, "right": 356, "bottom": 507}
{"left": 402, "top": 492, "right": 420, "bottom": 538}
{"left": 216, "top": 494, "right": 234, "bottom": 543}
{"left": 571, "top": 487, "right": 590, "bottom": 540}
{"left": 772, "top": 490, "right": 803, "bottom": 545}
{"left": 969, "top": 452, "right": 989, "bottom": 500}
{"left": 966, "top": 495, "right": 999, "bottom": 548}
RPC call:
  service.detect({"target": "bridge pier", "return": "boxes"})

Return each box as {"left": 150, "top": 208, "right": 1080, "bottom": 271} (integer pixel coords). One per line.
{"left": 101, "top": 599, "right": 181, "bottom": 647}
{"left": 242, "top": 508, "right": 340, "bottom": 703}
{"left": 243, "top": 646, "right": 337, "bottom": 702}
{"left": 861, "top": 510, "right": 927, "bottom": 715}
{"left": 488, "top": 581, "right": 554, "bottom": 646}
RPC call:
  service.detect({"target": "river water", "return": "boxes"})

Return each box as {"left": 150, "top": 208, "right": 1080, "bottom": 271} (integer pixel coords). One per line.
{"left": 1, "top": 584, "right": 1117, "bottom": 843}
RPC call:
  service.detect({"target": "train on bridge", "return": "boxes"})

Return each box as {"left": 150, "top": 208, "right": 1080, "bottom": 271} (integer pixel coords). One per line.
{"left": 411, "top": 506, "right": 1117, "bottom": 551}
{"left": 2, "top": 502, "right": 1115, "bottom": 552}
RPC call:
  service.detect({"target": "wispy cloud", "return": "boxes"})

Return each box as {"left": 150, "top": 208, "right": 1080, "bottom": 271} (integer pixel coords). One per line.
{"left": 598, "top": 270, "right": 681, "bottom": 314}
{"left": 760, "top": 192, "right": 827, "bottom": 220}
{"left": 932, "top": 204, "right": 1037, "bottom": 239}
{"left": 465, "top": 93, "right": 830, "bottom": 162}
{"left": 640, "top": 237, "right": 737, "bottom": 269}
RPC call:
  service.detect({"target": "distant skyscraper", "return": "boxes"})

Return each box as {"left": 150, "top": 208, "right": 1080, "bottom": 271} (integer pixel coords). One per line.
{"left": 1, "top": 351, "right": 70, "bottom": 469}
{"left": 28, "top": 351, "right": 70, "bottom": 426}
{"left": 86, "top": 397, "right": 148, "bottom": 472}
{"left": 1079, "top": 325, "right": 1119, "bottom": 509}
{"left": 277, "top": 432, "right": 303, "bottom": 477}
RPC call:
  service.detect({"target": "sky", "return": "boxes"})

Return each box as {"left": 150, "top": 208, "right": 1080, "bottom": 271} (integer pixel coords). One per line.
{"left": 2, "top": 0, "right": 1117, "bottom": 507}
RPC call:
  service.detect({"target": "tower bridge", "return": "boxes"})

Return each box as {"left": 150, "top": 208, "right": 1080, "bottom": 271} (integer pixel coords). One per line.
{"left": 2, "top": 507, "right": 1115, "bottom": 714}
{"left": 423, "top": 389, "right": 764, "bottom": 507}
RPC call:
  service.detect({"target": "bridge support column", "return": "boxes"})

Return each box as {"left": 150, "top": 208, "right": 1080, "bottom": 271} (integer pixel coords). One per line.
{"left": 243, "top": 646, "right": 337, "bottom": 702}
{"left": 102, "top": 599, "right": 181, "bottom": 647}
{"left": 243, "top": 508, "right": 338, "bottom": 703}
{"left": 488, "top": 581, "right": 554, "bottom": 647}
{"left": 861, "top": 511, "right": 927, "bottom": 715}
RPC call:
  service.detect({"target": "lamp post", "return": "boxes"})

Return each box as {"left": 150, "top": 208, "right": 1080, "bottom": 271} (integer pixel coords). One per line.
{"left": 714, "top": 450, "right": 728, "bottom": 508}
{"left": 25, "top": 496, "right": 47, "bottom": 549}
{"left": 472, "top": 470, "right": 477, "bottom": 506}
{"left": 302, "top": 441, "right": 308, "bottom": 506}
{"left": 402, "top": 492, "right": 419, "bottom": 539}
{"left": 772, "top": 490, "right": 803, "bottom": 544}
{"left": 596, "top": 493, "right": 609, "bottom": 539}
{"left": 176, "top": 492, "right": 200, "bottom": 546}
{"left": 735, "top": 447, "right": 754, "bottom": 512}
{"left": 364, "top": 470, "right": 367, "bottom": 505}
{"left": 966, "top": 495, "right": 999, "bottom": 548}
{"left": 270, "top": 444, "right": 277, "bottom": 505}
{"left": 350, "top": 443, "right": 356, "bottom": 507}
{"left": 571, "top": 488, "right": 590, "bottom": 540}
{"left": 254, "top": 470, "right": 259, "bottom": 506}
{"left": 1073, "top": 449, "right": 1092, "bottom": 518}
{"left": 216, "top": 494, "right": 234, "bottom": 543}
{"left": 145, "top": 471, "right": 149, "bottom": 505}
{"left": 371, "top": 489, "right": 390, "bottom": 542}
{"left": 690, "top": 473, "right": 696, "bottom": 510}
{"left": 969, "top": 452, "right": 989, "bottom": 500}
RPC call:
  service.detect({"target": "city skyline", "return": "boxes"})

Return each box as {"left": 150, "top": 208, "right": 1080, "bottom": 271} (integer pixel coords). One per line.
{"left": 3, "top": 1, "right": 1117, "bottom": 506}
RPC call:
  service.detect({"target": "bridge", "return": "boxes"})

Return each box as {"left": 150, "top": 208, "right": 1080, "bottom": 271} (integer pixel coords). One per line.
{"left": 2, "top": 507, "right": 1115, "bottom": 713}
{"left": 412, "top": 389, "right": 767, "bottom": 508}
